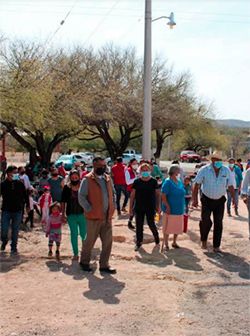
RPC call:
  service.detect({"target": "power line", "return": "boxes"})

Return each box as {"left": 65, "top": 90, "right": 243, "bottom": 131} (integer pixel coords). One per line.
{"left": 82, "top": 0, "right": 122, "bottom": 46}
{"left": 44, "top": 0, "right": 79, "bottom": 45}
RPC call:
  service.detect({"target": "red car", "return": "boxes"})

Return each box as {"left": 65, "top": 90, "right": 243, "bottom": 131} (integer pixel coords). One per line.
{"left": 180, "top": 150, "right": 201, "bottom": 163}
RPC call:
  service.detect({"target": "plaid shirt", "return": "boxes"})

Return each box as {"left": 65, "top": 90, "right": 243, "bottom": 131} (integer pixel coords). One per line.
{"left": 195, "top": 164, "right": 234, "bottom": 200}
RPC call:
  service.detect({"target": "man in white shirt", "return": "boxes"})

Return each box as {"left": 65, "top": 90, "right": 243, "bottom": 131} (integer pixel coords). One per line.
{"left": 192, "top": 151, "right": 235, "bottom": 253}
{"left": 18, "top": 166, "right": 31, "bottom": 190}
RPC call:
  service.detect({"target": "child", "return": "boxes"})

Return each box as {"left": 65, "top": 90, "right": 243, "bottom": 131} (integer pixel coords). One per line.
{"left": 46, "top": 202, "right": 63, "bottom": 259}
{"left": 184, "top": 176, "right": 192, "bottom": 214}
{"left": 39, "top": 186, "right": 52, "bottom": 231}
{"left": 24, "top": 187, "right": 37, "bottom": 230}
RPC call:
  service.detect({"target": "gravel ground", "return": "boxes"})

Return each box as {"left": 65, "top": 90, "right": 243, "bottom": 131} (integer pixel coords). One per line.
{"left": 0, "top": 202, "right": 249, "bottom": 336}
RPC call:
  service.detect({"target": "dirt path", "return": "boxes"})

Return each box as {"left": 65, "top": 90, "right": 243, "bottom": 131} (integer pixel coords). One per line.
{"left": 1, "top": 203, "right": 249, "bottom": 336}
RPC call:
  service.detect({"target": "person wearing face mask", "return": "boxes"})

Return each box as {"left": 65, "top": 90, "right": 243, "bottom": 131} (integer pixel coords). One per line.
{"left": 0, "top": 166, "right": 28, "bottom": 254}
{"left": 61, "top": 170, "right": 86, "bottom": 261}
{"left": 192, "top": 151, "right": 235, "bottom": 253}
{"left": 227, "top": 158, "right": 243, "bottom": 216}
{"left": 161, "top": 165, "right": 186, "bottom": 250}
{"left": 129, "top": 163, "right": 160, "bottom": 251}
{"left": 78, "top": 157, "right": 116, "bottom": 274}
{"left": 48, "top": 168, "right": 65, "bottom": 202}
{"left": 125, "top": 158, "right": 139, "bottom": 230}
{"left": 38, "top": 169, "right": 50, "bottom": 195}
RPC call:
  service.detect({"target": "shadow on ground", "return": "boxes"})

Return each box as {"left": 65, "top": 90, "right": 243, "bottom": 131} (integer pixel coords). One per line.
{"left": 0, "top": 252, "right": 28, "bottom": 273}
{"left": 204, "top": 251, "right": 250, "bottom": 280}
{"left": 83, "top": 273, "right": 125, "bottom": 304}
{"left": 135, "top": 246, "right": 203, "bottom": 271}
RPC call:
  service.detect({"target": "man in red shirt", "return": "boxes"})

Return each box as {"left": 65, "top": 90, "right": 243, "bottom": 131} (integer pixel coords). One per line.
{"left": 111, "top": 157, "right": 129, "bottom": 216}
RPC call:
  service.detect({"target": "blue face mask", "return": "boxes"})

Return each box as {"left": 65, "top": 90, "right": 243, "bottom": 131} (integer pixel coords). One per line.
{"left": 141, "top": 171, "right": 151, "bottom": 178}
{"left": 12, "top": 174, "right": 19, "bottom": 181}
{"left": 214, "top": 161, "right": 223, "bottom": 169}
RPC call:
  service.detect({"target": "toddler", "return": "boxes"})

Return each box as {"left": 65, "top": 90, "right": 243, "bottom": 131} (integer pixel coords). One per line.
{"left": 46, "top": 202, "right": 63, "bottom": 259}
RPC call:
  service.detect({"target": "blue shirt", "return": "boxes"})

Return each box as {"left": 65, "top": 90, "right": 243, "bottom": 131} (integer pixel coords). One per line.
{"left": 194, "top": 164, "right": 234, "bottom": 200}
{"left": 161, "top": 178, "right": 185, "bottom": 215}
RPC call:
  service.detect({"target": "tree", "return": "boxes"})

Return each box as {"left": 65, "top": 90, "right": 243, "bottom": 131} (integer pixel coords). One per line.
{"left": 77, "top": 45, "right": 143, "bottom": 160}
{"left": 152, "top": 70, "right": 195, "bottom": 159}
{"left": 0, "top": 41, "right": 93, "bottom": 166}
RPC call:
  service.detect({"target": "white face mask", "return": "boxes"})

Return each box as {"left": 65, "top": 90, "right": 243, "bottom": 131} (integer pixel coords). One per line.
{"left": 176, "top": 173, "right": 181, "bottom": 179}
{"left": 132, "top": 164, "right": 138, "bottom": 170}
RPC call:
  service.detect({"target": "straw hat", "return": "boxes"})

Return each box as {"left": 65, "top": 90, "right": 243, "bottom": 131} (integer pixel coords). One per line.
{"left": 210, "top": 150, "right": 223, "bottom": 160}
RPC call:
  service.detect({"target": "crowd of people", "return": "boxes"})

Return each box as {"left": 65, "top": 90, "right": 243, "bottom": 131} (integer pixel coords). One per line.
{"left": 0, "top": 151, "right": 250, "bottom": 274}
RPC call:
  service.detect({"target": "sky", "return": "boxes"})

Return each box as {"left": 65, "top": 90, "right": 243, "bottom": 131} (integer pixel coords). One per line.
{"left": 0, "top": 0, "right": 250, "bottom": 121}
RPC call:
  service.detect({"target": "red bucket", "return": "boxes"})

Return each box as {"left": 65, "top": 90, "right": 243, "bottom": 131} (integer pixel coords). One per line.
{"left": 183, "top": 214, "right": 188, "bottom": 233}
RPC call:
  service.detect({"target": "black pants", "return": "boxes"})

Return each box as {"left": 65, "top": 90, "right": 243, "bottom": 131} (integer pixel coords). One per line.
{"left": 115, "top": 185, "right": 129, "bottom": 212}
{"left": 200, "top": 194, "right": 226, "bottom": 248}
{"left": 135, "top": 210, "right": 159, "bottom": 246}
{"left": 24, "top": 210, "right": 34, "bottom": 228}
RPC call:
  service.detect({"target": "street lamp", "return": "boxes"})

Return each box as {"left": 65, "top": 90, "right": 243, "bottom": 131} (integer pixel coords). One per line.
{"left": 142, "top": 0, "right": 176, "bottom": 160}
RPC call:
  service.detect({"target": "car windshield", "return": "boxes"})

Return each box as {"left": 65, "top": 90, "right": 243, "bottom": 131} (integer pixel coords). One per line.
{"left": 58, "top": 155, "right": 72, "bottom": 160}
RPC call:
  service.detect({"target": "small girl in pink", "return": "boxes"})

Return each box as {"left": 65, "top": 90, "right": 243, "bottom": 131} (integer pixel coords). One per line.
{"left": 39, "top": 186, "right": 52, "bottom": 232}
{"left": 46, "top": 202, "right": 63, "bottom": 259}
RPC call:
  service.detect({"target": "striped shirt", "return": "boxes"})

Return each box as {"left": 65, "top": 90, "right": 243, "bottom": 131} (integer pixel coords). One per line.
{"left": 195, "top": 164, "right": 234, "bottom": 200}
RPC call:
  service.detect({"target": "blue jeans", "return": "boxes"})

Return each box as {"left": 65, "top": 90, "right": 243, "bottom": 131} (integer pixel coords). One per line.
{"left": 114, "top": 185, "right": 129, "bottom": 212}
{"left": 227, "top": 189, "right": 239, "bottom": 212}
{"left": 1, "top": 211, "right": 22, "bottom": 251}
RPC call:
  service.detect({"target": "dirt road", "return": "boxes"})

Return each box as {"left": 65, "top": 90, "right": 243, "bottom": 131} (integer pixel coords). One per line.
{"left": 0, "top": 202, "right": 249, "bottom": 336}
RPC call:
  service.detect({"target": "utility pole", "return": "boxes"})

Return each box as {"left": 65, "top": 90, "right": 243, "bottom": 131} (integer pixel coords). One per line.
{"left": 142, "top": 0, "right": 152, "bottom": 161}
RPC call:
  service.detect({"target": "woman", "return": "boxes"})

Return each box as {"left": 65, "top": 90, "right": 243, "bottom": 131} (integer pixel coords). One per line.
{"left": 161, "top": 164, "right": 185, "bottom": 250}
{"left": 129, "top": 162, "right": 160, "bottom": 251}
{"left": 125, "top": 158, "right": 139, "bottom": 230}
{"left": 61, "top": 170, "right": 87, "bottom": 261}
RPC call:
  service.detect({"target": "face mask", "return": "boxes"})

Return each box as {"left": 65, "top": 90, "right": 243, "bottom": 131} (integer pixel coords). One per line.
{"left": 19, "top": 172, "right": 25, "bottom": 175}
{"left": 141, "top": 171, "right": 151, "bottom": 178}
{"left": 52, "top": 173, "right": 58, "bottom": 177}
{"left": 71, "top": 180, "right": 80, "bottom": 186}
{"left": 132, "top": 164, "right": 138, "bottom": 170}
{"left": 229, "top": 164, "right": 234, "bottom": 169}
{"left": 95, "top": 167, "right": 106, "bottom": 176}
{"left": 214, "top": 161, "right": 223, "bottom": 169}
{"left": 12, "top": 174, "right": 19, "bottom": 181}
{"left": 176, "top": 173, "right": 181, "bottom": 179}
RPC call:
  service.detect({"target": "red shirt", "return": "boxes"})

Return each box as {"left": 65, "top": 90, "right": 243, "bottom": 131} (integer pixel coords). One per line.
{"left": 111, "top": 163, "right": 126, "bottom": 185}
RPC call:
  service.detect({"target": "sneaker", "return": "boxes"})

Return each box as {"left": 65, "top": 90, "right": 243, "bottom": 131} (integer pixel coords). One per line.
{"left": 227, "top": 211, "right": 232, "bottom": 217}
{"left": 213, "top": 247, "right": 223, "bottom": 253}
{"left": 100, "top": 267, "right": 117, "bottom": 274}
{"left": 79, "top": 263, "right": 93, "bottom": 272}
{"left": 10, "top": 250, "right": 18, "bottom": 256}
{"left": 235, "top": 209, "right": 239, "bottom": 216}
{"left": 1, "top": 243, "right": 6, "bottom": 251}
{"left": 48, "top": 250, "right": 53, "bottom": 257}
{"left": 128, "top": 221, "right": 135, "bottom": 230}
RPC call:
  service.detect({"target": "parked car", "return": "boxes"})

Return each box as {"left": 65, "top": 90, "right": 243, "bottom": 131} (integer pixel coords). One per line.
{"left": 71, "top": 152, "right": 94, "bottom": 165}
{"left": 55, "top": 155, "right": 78, "bottom": 171}
{"left": 180, "top": 150, "right": 201, "bottom": 163}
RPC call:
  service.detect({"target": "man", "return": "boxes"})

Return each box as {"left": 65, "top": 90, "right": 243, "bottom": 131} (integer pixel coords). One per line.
{"left": 78, "top": 157, "right": 116, "bottom": 274}
{"left": 227, "top": 158, "right": 243, "bottom": 216}
{"left": 192, "top": 151, "right": 235, "bottom": 253}
{"left": 0, "top": 166, "right": 28, "bottom": 254}
{"left": 18, "top": 166, "right": 31, "bottom": 190}
{"left": 111, "top": 157, "right": 129, "bottom": 216}
{"left": 241, "top": 168, "right": 250, "bottom": 239}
